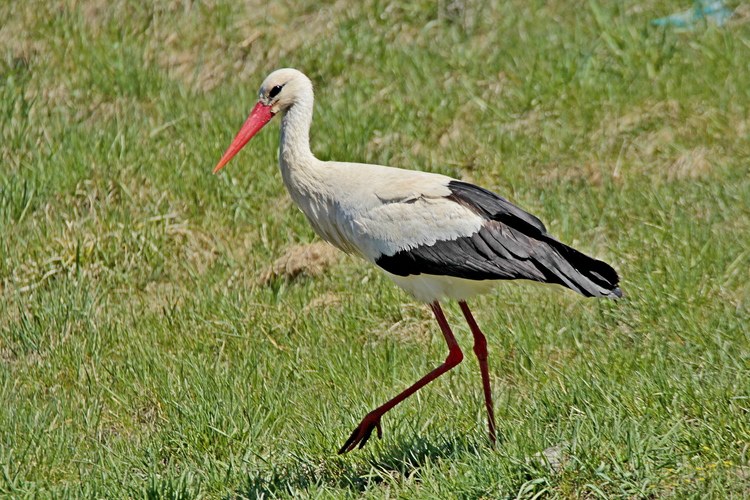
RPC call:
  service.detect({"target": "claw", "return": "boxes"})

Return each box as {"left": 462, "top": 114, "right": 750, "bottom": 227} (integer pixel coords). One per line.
{"left": 338, "top": 412, "right": 383, "bottom": 454}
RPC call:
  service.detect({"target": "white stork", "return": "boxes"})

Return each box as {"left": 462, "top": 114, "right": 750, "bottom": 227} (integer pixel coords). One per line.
{"left": 213, "top": 68, "right": 622, "bottom": 454}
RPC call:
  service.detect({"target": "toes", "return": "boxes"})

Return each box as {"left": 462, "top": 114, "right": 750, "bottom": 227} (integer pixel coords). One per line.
{"left": 357, "top": 421, "right": 378, "bottom": 449}
{"left": 338, "top": 417, "right": 383, "bottom": 454}
{"left": 338, "top": 427, "right": 361, "bottom": 454}
{"left": 357, "top": 429, "right": 371, "bottom": 449}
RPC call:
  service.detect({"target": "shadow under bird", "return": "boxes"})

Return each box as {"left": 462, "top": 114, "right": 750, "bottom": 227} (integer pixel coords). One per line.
{"left": 213, "top": 68, "right": 622, "bottom": 454}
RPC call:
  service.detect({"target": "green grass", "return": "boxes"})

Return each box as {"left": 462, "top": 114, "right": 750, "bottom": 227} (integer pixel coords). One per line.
{"left": 1, "top": 0, "right": 749, "bottom": 498}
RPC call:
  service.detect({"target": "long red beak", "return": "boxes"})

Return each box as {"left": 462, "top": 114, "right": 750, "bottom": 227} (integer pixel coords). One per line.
{"left": 213, "top": 102, "right": 276, "bottom": 174}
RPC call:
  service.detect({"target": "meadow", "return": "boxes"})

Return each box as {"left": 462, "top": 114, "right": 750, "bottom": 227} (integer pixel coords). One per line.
{"left": 1, "top": 0, "right": 749, "bottom": 498}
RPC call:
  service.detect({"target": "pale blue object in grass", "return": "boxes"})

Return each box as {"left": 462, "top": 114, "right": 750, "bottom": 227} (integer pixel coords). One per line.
{"left": 652, "top": 0, "right": 733, "bottom": 28}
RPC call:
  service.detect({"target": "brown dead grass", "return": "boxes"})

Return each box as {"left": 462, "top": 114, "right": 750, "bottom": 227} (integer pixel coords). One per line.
{"left": 593, "top": 100, "right": 681, "bottom": 151}
{"left": 238, "top": 0, "right": 354, "bottom": 63}
{"left": 148, "top": 0, "right": 355, "bottom": 92}
{"left": 500, "top": 110, "right": 546, "bottom": 134}
{"left": 0, "top": 2, "right": 51, "bottom": 66}
{"left": 539, "top": 161, "right": 607, "bottom": 187}
{"left": 372, "top": 303, "right": 434, "bottom": 346}
{"left": 439, "top": 117, "right": 470, "bottom": 148}
{"left": 304, "top": 292, "right": 343, "bottom": 312}
{"left": 0, "top": 0, "right": 356, "bottom": 97}
{"left": 728, "top": 4, "right": 750, "bottom": 27}
{"left": 1, "top": 178, "right": 221, "bottom": 298}
{"left": 257, "top": 241, "right": 339, "bottom": 285}
{"left": 582, "top": 100, "right": 731, "bottom": 184}
{"left": 366, "top": 131, "right": 428, "bottom": 168}
{"left": 665, "top": 146, "right": 714, "bottom": 180}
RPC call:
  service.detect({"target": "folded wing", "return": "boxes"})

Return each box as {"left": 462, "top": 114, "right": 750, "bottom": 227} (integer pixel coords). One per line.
{"left": 375, "top": 180, "right": 622, "bottom": 299}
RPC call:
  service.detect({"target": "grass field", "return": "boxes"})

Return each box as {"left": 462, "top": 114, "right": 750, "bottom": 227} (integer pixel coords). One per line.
{"left": 2, "top": 0, "right": 749, "bottom": 498}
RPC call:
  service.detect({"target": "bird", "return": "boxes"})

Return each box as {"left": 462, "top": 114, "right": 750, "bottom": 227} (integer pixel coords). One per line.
{"left": 213, "top": 68, "right": 622, "bottom": 454}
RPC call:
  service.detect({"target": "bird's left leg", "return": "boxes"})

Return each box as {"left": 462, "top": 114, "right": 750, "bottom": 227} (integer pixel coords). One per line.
{"left": 338, "top": 302, "right": 464, "bottom": 454}
{"left": 459, "top": 301, "right": 497, "bottom": 445}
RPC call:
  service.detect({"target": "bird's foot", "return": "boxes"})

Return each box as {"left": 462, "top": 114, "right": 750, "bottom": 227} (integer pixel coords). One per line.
{"left": 338, "top": 411, "right": 383, "bottom": 454}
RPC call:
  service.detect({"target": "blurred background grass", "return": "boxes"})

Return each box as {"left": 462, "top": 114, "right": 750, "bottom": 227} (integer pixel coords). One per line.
{"left": 1, "top": 0, "right": 749, "bottom": 498}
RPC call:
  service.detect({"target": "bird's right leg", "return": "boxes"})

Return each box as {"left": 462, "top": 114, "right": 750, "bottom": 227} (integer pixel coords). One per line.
{"left": 458, "top": 301, "right": 497, "bottom": 445}
{"left": 338, "top": 302, "right": 464, "bottom": 454}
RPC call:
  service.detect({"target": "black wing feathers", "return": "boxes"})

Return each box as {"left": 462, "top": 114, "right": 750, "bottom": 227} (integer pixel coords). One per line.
{"left": 447, "top": 181, "right": 547, "bottom": 235}
{"left": 375, "top": 180, "right": 622, "bottom": 298}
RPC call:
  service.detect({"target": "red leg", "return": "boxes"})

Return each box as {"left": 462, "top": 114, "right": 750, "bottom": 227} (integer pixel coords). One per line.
{"left": 338, "top": 302, "right": 464, "bottom": 454}
{"left": 459, "top": 301, "right": 497, "bottom": 445}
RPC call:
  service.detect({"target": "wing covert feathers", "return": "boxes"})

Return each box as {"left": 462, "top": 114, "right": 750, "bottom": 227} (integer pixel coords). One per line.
{"left": 376, "top": 180, "right": 622, "bottom": 299}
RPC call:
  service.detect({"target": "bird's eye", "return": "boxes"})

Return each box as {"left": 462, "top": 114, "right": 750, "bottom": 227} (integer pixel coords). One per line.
{"left": 269, "top": 85, "right": 283, "bottom": 99}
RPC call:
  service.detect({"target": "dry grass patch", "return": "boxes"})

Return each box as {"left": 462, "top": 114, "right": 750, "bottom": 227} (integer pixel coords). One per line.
{"left": 539, "top": 161, "right": 608, "bottom": 187}
{"left": 304, "top": 292, "right": 343, "bottom": 312}
{"left": 665, "top": 146, "right": 715, "bottom": 180}
{"left": 257, "top": 241, "right": 339, "bottom": 285}
{"left": 140, "top": 281, "right": 186, "bottom": 314}
{"left": 144, "top": 0, "right": 357, "bottom": 92}
{"left": 621, "top": 144, "right": 721, "bottom": 183}
{"left": 366, "top": 131, "right": 428, "bottom": 168}
{"left": 372, "top": 302, "right": 433, "bottom": 346}
{"left": 587, "top": 100, "right": 735, "bottom": 183}
{"left": 0, "top": 2, "right": 52, "bottom": 66}
{"left": 593, "top": 100, "right": 681, "bottom": 152}
{"left": 500, "top": 109, "right": 547, "bottom": 135}
{"left": 237, "top": 0, "right": 355, "bottom": 67}
{"left": 728, "top": 4, "right": 750, "bottom": 26}
{"left": 439, "top": 117, "right": 471, "bottom": 148}
{"left": 156, "top": 46, "right": 229, "bottom": 93}
{"left": 1, "top": 178, "right": 221, "bottom": 295}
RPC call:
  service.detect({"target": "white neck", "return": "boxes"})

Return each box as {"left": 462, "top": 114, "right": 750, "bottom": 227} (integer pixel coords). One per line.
{"left": 279, "top": 88, "right": 316, "bottom": 175}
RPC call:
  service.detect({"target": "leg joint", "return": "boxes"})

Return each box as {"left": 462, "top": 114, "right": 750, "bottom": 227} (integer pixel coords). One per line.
{"left": 445, "top": 347, "right": 464, "bottom": 367}
{"left": 473, "top": 340, "right": 488, "bottom": 361}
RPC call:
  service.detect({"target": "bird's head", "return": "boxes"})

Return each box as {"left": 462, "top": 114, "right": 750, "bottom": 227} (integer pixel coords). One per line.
{"left": 213, "top": 68, "right": 312, "bottom": 173}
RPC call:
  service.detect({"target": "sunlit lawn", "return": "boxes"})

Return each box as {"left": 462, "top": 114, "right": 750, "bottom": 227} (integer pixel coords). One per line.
{"left": 1, "top": 0, "right": 749, "bottom": 498}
